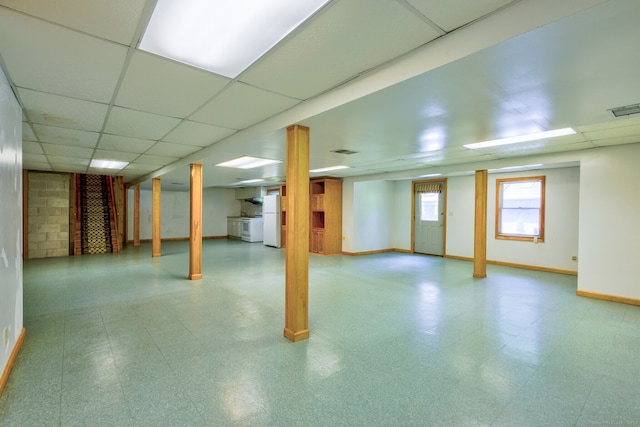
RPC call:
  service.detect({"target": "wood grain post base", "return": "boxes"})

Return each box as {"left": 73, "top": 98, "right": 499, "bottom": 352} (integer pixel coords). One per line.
{"left": 188, "top": 273, "right": 202, "bottom": 280}
{"left": 284, "top": 327, "right": 310, "bottom": 342}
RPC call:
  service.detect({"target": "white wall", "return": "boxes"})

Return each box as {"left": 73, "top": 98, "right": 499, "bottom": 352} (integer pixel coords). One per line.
{"left": 487, "top": 167, "right": 580, "bottom": 271}
{"left": 341, "top": 179, "right": 355, "bottom": 253}
{"left": 391, "top": 180, "right": 412, "bottom": 251}
{"left": 128, "top": 187, "right": 239, "bottom": 240}
{"left": 445, "top": 175, "right": 476, "bottom": 257}
{"left": 578, "top": 143, "right": 640, "bottom": 299}
{"left": 380, "top": 167, "right": 580, "bottom": 272}
{"left": 350, "top": 180, "right": 394, "bottom": 253}
{"left": 0, "top": 66, "right": 23, "bottom": 375}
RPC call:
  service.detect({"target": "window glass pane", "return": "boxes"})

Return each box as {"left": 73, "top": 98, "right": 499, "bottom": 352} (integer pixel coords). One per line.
{"left": 499, "top": 180, "right": 542, "bottom": 237}
{"left": 420, "top": 193, "right": 439, "bottom": 221}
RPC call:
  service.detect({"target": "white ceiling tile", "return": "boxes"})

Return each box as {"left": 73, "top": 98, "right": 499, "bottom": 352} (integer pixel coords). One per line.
{"left": 583, "top": 124, "right": 640, "bottom": 141}
{"left": 190, "top": 82, "right": 300, "bottom": 130}
{"left": 104, "top": 107, "right": 181, "bottom": 140}
{"left": 46, "top": 156, "right": 90, "bottom": 167}
{"left": 576, "top": 115, "right": 640, "bottom": 132}
{"left": 406, "top": 0, "right": 514, "bottom": 32}
{"left": 0, "top": 9, "right": 127, "bottom": 102}
{"left": 0, "top": 0, "right": 147, "bottom": 45}
{"left": 22, "top": 141, "right": 44, "bottom": 154}
{"left": 23, "top": 161, "right": 52, "bottom": 171}
{"left": 115, "top": 51, "right": 231, "bottom": 118}
{"left": 22, "top": 123, "right": 37, "bottom": 141}
{"left": 590, "top": 135, "right": 640, "bottom": 147}
{"left": 32, "top": 124, "right": 99, "bottom": 148}
{"left": 41, "top": 144, "right": 94, "bottom": 158}
{"left": 19, "top": 89, "right": 108, "bottom": 132}
{"left": 135, "top": 154, "right": 178, "bottom": 166}
{"left": 240, "top": 0, "right": 441, "bottom": 99}
{"left": 23, "top": 153, "right": 48, "bottom": 163}
{"left": 162, "top": 121, "right": 236, "bottom": 147}
{"left": 92, "top": 150, "right": 139, "bottom": 162}
{"left": 145, "top": 142, "right": 201, "bottom": 158}
{"left": 97, "top": 134, "right": 156, "bottom": 154}
{"left": 47, "top": 164, "right": 87, "bottom": 173}
{"left": 122, "top": 163, "right": 160, "bottom": 172}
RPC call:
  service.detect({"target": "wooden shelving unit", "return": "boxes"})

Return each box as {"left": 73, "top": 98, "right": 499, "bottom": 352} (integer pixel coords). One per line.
{"left": 280, "top": 178, "right": 342, "bottom": 255}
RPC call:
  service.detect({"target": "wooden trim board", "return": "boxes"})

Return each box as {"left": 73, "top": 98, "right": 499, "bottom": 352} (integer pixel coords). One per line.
{"left": 0, "top": 328, "right": 26, "bottom": 397}
{"left": 576, "top": 290, "right": 640, "bottom": 307}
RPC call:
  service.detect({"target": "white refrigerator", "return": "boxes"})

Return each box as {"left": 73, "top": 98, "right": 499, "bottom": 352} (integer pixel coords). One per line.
{"left": 263, "top": 195, "right": 281, "bottom": 248}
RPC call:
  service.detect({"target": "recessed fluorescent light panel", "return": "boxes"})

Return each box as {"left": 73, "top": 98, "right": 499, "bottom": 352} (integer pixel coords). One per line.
{"left": 215, "top": 156, "right": 281, "bottom": 169}
{"left": 310, "top": 165, "right": 350, "bottom": 173}
{"left": 90, "top": 159, "right": 128, "bottom": 170}
{"left": 463, "top": 128, "right": 576, "bottom": 149}
{"left": 139, "top": 0, "right": 330, "bottom": 78}
{"left": 237, "top": 179, "right": 264, "bottom": 184}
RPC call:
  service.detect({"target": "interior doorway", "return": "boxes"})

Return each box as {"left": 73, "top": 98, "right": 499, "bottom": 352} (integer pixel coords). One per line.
{"left": 413, "top": 180, "right": 446, "bottom": 256}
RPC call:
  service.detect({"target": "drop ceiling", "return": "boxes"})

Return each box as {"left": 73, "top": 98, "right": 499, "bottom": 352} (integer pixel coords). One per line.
{"left": 2, "top": 0, "right": 640, "bottom": 191}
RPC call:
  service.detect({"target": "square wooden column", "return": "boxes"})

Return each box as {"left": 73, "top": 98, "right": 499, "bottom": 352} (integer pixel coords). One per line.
{"left": 133, "top": 185, "right": 140, "bottom": 247}
{"left": 152, "top": 177, "right": 161, "bottom": 257}
{"left": 189, "top": 163, "right": 203, "bottom": 280}
{"left": 284, "top": 125, "right": 310, "bottom": 342}
{"left": 473, "top": 170, "right": 488, "bottom": 278}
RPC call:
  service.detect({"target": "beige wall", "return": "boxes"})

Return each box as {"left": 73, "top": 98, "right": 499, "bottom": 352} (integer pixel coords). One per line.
{"left": 28, "top": 172, "right": 70, "bottom": 259}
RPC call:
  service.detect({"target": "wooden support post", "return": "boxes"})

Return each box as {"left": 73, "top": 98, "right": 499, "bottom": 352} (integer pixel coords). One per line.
{"left": 152, "top": 178, "right": 161, "bottom": 257}
{"left": 133, "top": 185, "right": 140, "bottom": 247}
{"left": 473, "top": 170, "right": 488, "bottom": 278}
{"left": 284, "top": 125, "right": 310, "bottom": 342}
{"left": 189, "top": 163, "right": 203, "bottom": 280}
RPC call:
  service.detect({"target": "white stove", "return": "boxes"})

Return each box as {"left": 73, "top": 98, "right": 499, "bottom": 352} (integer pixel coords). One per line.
{"left": 241, "top": 217, "right": 264, "bottom": 242}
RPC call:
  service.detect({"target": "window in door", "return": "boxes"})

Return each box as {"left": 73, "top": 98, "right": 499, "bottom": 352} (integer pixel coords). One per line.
{"left": 419, "top": 193, "right": 439, "bottom": 221}
{"left": 496, "top": 176, "right": 545, "bottom": 242}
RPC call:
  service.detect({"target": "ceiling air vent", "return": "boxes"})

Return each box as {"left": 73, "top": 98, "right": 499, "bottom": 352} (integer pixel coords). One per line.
{"left": 610, "top": 103, "right": 640, "bottom": 117}
{"left": 331, "top": 149, "right": 358, "bottom": 155}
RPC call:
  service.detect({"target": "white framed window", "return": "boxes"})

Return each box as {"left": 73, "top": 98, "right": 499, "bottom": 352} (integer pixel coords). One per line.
{"left": 496, "top": 176, "right": 545, "bottom": 242}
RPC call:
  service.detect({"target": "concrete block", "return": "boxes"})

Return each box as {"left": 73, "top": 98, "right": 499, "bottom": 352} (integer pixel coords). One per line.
{"left": 38, "top": 224, "right": 60, "bottom": 233}
{"left": 39, "top": 240, "right": 62, "bottom": 250}
{"left": 48, "top": 198, "right": 69, "bottom": 208}
{"left": 47, "top": 215, "right": 69, "bottom": 225}
{"left": 47, "top": 248, "right": 69, "bottom": 258}
{"left": 29, "top": 249, "right": 47, "bottom": 259}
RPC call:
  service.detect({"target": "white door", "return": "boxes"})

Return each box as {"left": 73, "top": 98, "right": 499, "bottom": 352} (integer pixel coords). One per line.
{"left": 414, "top": 185, "right": 444, "bottom": 255}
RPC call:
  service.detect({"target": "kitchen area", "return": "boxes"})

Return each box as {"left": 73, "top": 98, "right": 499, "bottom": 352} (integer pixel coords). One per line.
{"left": 228, "top": 186, "right": 281, "bottom": 247}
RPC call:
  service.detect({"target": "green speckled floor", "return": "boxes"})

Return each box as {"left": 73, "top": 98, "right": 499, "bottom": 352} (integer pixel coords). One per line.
{"left": 2, "top": 240, "right": 639, "bottom": 426}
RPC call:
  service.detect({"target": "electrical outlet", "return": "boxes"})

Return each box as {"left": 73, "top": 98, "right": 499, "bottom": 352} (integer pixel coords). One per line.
{"left": 3, "top": 327, "right": 8, "bottom": 347}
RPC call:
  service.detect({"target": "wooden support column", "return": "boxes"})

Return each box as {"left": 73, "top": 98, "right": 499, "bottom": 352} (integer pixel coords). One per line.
{"left": 152, "top": 178, "right": 161, "bottom": 257}
{"left": 133, "top": 185, "right": 140, "bottom": 247}
{"left": 473, "top": 170, "right": 488, "bottom": 278}
{"left": 188, "top": 163, "right": 203, "bottom": 280}
{"left": 284, "top": 125, "right": 310, "bottom": 342}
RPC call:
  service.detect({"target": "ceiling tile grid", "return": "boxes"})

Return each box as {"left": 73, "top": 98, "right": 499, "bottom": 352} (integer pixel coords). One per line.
{"left": 190, "top": 82, "right": 301, "bottom": 130}
{"left": 18, "top": 89, "right": 109, "bottom": 132}
{"left": 239, "top": 0, "right": 442, "bottom": 100}
{"left": 104, "top": 107, "right": 181, "bottom": 141}
{"left": 115, "top": 51, "right": 231, "bottom": 119}
{"left": 162, "top": 121, "right": 237, "bottom": 147}
{"left": 32, "top": 124, "right": 99, "bottom": 148}
{"left": 0, "top": 8, "right": 128, "bottom": 102}
{"left": 0, "top": 0, "right": 147, "bottom": 45}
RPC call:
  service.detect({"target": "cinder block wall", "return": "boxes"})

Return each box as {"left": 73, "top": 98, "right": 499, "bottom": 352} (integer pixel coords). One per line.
{"left": 28, "top": 172, "right": 70, "bottom": 259}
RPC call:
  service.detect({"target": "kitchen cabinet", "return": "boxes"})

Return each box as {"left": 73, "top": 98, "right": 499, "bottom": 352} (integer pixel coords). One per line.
{"left": 235, "top": 186, "right": 265, "bottom": 200}
{"left": 227, "top": 217, "right": 242, "bottom": 239}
